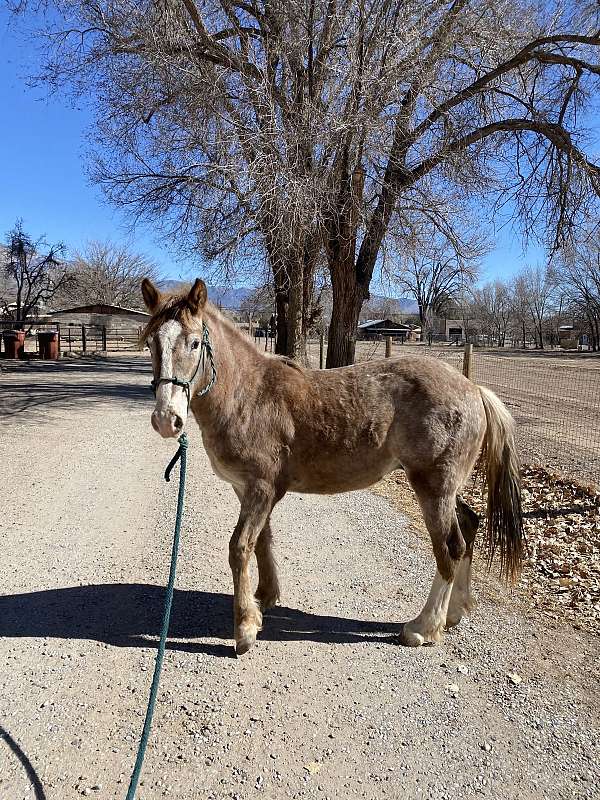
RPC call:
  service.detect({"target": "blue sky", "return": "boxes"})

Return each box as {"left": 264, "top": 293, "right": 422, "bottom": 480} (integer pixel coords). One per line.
{"left": 0, "top": 7, "right": 543, "bottom": 289}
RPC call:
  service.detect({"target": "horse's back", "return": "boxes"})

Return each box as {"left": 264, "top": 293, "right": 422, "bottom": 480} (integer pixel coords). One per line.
{"left": 282, "top": 354, "right": 484, "bottom": 493}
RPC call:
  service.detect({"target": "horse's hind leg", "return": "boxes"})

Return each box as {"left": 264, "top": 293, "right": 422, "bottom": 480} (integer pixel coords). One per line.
{"left": 255, "top": 519, "right": 280, "bottom": 611}
{"left": 446, "top": 496, "right": 479, "bottom": 628}
{"left": 401, "top": 471, "right": 465, "bottom": 646}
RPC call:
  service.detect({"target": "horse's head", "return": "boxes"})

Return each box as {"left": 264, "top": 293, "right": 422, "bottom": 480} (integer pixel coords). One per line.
{"left": 141, "top": 277, "right": 209, "bottom": 438}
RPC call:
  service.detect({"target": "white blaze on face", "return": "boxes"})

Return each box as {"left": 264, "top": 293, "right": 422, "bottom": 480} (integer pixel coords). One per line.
{"left": 151, "top": 320, "right": 190, "bottom": 438}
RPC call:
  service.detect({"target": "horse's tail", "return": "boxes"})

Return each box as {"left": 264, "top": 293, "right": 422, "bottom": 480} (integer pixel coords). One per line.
{"left": 478, "top": 385, "right": 524, "bottom": 583}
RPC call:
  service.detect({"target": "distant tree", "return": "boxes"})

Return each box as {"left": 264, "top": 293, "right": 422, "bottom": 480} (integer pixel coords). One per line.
{"left": 359, "top": 295, "right": 405, "bottom": 323}
{"left": 471, "top": 280, "right": 513, "bottom": 346}
{"left": 393, "top": 231, "right": 481, "bottom": 338}
{"left": 58, "top": 241, "right": 160, "bottom": 308}
{"left": 1, "top": 220, "right": 67, "bottom": 323}
{"left": 239, "top": 284, "right": 275, "bottom": 331}
{"left": 513, "top": 266, "right": 558, "bottom": 349}
{"left": 557, "top": 230, "right": 600, "bottom": 350}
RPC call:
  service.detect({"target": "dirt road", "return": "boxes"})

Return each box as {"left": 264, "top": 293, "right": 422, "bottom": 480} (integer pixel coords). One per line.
{"left": 1, "top": 355, "right": 599, "bottom": 800}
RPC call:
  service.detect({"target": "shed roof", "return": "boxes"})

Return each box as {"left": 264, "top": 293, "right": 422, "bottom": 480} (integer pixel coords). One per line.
{"left": 51, "top": 303, "right": 150, "bottom": 317}
{"left": 358, "top": 318, "right": 410, "bottom": 330}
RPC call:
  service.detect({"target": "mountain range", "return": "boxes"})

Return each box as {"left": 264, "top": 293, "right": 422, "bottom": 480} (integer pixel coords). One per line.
{"left": 160, "top": 280, "right": 417, "bottom": 314}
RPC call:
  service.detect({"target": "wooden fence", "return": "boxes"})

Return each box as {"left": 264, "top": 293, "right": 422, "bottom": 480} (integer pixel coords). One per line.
{"left": 0, "top": 321, "right": 143, "bottom": 354}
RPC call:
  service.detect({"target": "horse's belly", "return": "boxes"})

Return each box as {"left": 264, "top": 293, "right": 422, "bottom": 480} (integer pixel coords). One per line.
{"left": 287, "top": 453, "right": 399, "bottom": 495}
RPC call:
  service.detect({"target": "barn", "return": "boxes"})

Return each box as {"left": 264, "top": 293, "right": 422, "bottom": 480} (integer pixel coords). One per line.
{"left": 50, "top": 304, "right": 150, "bottom": 332}
{"left": 357, "top": 319, "right": 414, "bottom": 342}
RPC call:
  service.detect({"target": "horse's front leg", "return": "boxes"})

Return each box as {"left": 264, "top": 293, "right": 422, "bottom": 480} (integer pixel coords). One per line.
{"left": 229, "top": 481, "right": 274, "bottom": 656}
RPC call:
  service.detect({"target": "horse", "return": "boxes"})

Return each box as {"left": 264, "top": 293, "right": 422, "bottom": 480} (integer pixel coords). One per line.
{"left": 140, "top": 277, "right": 523, "bottom": 656}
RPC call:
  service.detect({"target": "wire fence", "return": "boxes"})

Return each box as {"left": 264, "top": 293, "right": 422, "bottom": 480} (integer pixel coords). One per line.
{"left": 301, "top": 337, "right": 600, "bottom": 488}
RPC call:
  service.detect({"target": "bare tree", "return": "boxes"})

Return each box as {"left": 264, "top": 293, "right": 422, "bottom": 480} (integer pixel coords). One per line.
{"left": 392, "top": 230, "right": 481, "bottom": 337}
{"left": 513, "top": 265, "right": 558, "bottom": 349}
{"left": 57, "top": 240, "right": 160, "bottom": 308}
{"left": 1, "top": 220, "right": 67, "bottom": 323}
{"left": 16, "top": 0, "right": 600, "bottom": 365}
{"left": 471, "top": 280, "right": 513, "bottom": 346}
{"left": 239, "top": 283, "right": 274, "bottom": 333}
{"left": 557, "top": 229, "right": 600, "bottom": 350}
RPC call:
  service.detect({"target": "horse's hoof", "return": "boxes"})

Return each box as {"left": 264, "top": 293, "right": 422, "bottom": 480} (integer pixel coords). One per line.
{"left": 398, "top": 625, "right": 425, "bottom": 647}
{"left": 235, "top": 638, "right": 253, "bottom": 656}
{"left": 235, "top": 625, "right": 258, "bottom": 656}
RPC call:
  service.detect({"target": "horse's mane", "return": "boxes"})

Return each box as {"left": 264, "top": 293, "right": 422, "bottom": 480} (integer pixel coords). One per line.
{"left": 140, "top": 293, "right": 202, "bottom": 344}
{"left": 274, "top": 355, "right": 304, "bottom": 372}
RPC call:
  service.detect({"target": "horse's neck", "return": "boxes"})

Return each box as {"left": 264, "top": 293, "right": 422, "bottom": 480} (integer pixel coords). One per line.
{"left": 198, "top": 305, "right": 264, "bottom": 418}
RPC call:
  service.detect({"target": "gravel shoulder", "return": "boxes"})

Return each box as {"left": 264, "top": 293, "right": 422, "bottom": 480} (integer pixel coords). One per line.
{"left": 1, "top": 355, "right": 599, "bottom": 800}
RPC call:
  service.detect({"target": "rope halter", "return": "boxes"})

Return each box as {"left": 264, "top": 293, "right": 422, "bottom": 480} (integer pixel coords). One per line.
{"left": 150, "top": 322, "right": 217, "bottom": 410}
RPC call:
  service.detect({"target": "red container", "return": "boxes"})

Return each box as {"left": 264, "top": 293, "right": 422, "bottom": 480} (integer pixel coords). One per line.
{"left": 38, "top": 330, "right": 59, "bottom": 360}
{"left": 2, "top": 330, "right": 26, "bottom": 359}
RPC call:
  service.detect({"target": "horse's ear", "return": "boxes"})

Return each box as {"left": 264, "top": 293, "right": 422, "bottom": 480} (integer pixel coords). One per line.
{"left": 187, "top": 278, "right": 207, "bottom": 314}
{"left": 141, "top": 278, "right": 161, "bottom": 312}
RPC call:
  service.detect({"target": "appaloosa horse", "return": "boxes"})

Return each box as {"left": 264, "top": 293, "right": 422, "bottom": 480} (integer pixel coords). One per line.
{"left": 141, "top": 278, "right": 523, "bottom": 655}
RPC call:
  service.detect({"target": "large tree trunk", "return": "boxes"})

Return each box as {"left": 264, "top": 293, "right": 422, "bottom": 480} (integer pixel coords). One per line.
{"left": 326, "top": 262, "right": 365, "bottom": 367}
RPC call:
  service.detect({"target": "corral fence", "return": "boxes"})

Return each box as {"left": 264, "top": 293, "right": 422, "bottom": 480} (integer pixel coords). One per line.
{"left": 0, "top": 320, "right": 143, "bottom": 354}
{"left": 301, "top": 335, "right": 600, "bottom": 488}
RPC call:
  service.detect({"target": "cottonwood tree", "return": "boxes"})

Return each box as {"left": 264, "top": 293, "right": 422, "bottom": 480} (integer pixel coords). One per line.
{"left": 17, "top": 0, "right": 600, "bottom": 364}
{"left": 58, "top": 240, "right": 160, "bottom": 308}
{"left": 1, "top": 220, "right": 67, "bottom": 322}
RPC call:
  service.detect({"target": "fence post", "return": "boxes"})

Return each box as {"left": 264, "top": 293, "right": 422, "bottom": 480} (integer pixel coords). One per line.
{"left": 319, "top": 333, "right": 325, "bottom": 369}
{"left": 81, "top": 325, "right": 87, "bottom": 353}
{"left": 102, "top": 325, "right": 107, "bottom": 351}
{"left": 385, "top": 336, "right": 392, "bottom": 358}
{"left": 462, "top": 342, "right": 473, "bottom": 379}
{"left": 68, "top": 326, "right": 72, "bottom": 352}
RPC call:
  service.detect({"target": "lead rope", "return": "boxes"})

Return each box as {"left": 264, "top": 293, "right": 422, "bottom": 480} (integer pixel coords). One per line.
{"left": 125, "top": 432, "right": 188, "bottom": 800}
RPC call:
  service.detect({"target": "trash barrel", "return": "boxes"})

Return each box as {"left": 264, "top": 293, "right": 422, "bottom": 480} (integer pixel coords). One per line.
{"left": 38, "top": 330, "right": 59, "bottom": 360}
{"left": 2, "top": 329, "right": 26, "bottom": 359}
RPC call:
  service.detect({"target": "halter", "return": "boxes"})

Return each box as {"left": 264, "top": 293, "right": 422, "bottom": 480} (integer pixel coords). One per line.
{"left": 150, "top": 322, "right": 217, "bottom": 410}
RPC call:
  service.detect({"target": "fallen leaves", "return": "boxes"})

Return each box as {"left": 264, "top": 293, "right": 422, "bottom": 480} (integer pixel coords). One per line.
{"left": 378, "top": 465, "right": 600, "bottom": 636}
{"left": 463, "top": 465, "right": 600, "bottom": 635}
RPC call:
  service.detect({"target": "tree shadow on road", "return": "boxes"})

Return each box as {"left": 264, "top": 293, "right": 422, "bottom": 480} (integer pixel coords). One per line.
{"left": 0, "top": 357, "right": 153, "bottom": 418}
{"left": 0, "top": 583, "right": 405, "bottom": 659}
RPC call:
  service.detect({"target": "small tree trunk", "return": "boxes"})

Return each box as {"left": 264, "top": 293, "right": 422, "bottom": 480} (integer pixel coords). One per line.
{"left": 286, "top": 272, "right": 307, "bottom": 363}
{"left": 274, "top": 289, "right": 288, "bottom": 356}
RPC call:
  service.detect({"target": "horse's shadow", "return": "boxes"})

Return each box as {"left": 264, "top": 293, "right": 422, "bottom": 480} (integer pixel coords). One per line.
{"left": 0, "top": 583, "right": 405, "bottom": 658}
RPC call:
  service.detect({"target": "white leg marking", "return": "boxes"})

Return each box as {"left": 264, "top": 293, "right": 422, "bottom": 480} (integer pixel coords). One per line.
{"left": 447, "top": 558, "right": 475, "bottom": 628}
{"left": 403, "top": 571, "right": 454, "bottom": 646}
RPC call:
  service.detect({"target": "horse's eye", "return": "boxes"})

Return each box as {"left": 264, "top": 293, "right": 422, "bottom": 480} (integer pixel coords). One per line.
{"left": 191, "top": 340, "right": 200, "bottom": 350}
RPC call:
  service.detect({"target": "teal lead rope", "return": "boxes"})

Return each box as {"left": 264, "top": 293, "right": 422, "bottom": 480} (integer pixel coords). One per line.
{"left": 125, "top": 432, "right": 188, "bottom": 800}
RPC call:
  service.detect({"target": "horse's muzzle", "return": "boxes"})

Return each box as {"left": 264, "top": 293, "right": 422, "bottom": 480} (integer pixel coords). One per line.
{"left": 151, "top": 408, "right": 185, "bottom": 439}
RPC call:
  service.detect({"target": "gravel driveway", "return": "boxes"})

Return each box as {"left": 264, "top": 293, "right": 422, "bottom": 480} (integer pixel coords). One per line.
{"left": 1, "top": 355, "right": 599, "bottom": 800}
